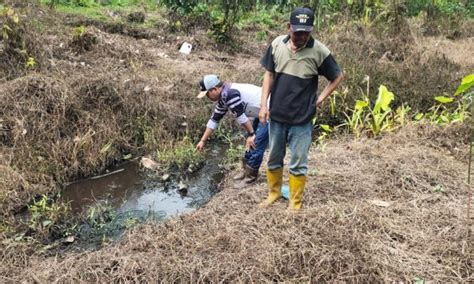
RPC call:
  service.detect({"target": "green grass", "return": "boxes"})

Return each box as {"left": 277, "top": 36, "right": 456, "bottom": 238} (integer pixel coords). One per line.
{"left": 155, "top": 138, "right": 205, "bottom": 172}
{"left": 40, "top": 0, "right": 157, "bottom": 8}
{"left": 55, "top": 4, "right": 110, "bottom": 21}
{"left": 39, "top": 0, "right": 164, "bottom": 27}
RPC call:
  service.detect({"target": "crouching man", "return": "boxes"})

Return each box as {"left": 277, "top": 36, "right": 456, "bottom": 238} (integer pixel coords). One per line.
{"left": 196, "top": 74, "right": 269, "bottom": 186}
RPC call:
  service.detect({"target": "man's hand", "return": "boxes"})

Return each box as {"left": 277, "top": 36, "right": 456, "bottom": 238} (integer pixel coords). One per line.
{"left": 317, "top": 73, "right": 344, "bottom": 109}
{"left": 316, "top": 95, "right": 325, "bottom": 108}
{"left": 196, "top": 140, "right": 205, "bottom": 151}
{"left": 245, "top": 135, "right": 256, "bottom": 151}
{"left": 259, "top": 106, "right": 269, "bottom": 125}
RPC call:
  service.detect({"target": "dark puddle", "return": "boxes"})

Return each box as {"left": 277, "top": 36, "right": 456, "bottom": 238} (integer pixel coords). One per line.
{"left": 61, "top": 143, "right": 226, "bottom": 243}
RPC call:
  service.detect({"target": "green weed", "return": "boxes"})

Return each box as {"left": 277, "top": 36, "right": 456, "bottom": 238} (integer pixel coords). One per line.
{"left": 415, "top": 73, "right": 473, "bottom": 125}
{"left": 85, "top": 200, "right": 115, "bottom": 230}
{"left": 453, "top": 74, "right": 473, "bottom": 190}
{"left": 412, "top": 74, "right": 472, "bottom": 126}
{"left": 433, "top": 184, "right": 445, "bottom": 194}
{"left": 155, "top": 137, "right": 205, "bottom": 172}
{"left": 28, "top": 194, "right": 70, "bottom": 239}
{"left": 256, "top": 30, "right": 267, "bottom": 41}
{"left": 73, "top": 25, "right": 87, "bottom": 37}
{"left": 414, "top": 277, "right": 425, "bottom": 284}
{"left": 78, "top": 203, "right": 151, "bottom": 245}
{"left": 315, "top": 124, "right": 332, "bottom": 151}
{"left": 25, "top": 56, "right": 37, "bottom": 69}
{"left": 215, "top": 126, "right": 245, "bottom": 168}
{"left": 328, "top": 89, "right": 342, "bottom": 117}
{"left": 129, "top": 115, "right": 157, "bottom": 147}
{"left": 343, "top": 99, "right": 368, "bottom": 137}
{"left": 224, "top": 143, "right": 245, "bottom": 168}
{"left": 54, "top": 4, "right": 109, "bottom": 21}
{"left": 1, "top": 6, "right": 19, "bottom": 41}
{"left": 239, "top": 5, "right": 283, "bottom": 30}
{"left": 394, "top": 104, "right": 411, "bottom": 126}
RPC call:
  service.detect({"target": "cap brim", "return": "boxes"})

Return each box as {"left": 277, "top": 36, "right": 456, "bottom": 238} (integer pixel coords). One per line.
{"left": 290, "top": 25, "right": 313, "bottom": 32}
{"left": 197, "top": 91, "right": 207, "bottom": 98}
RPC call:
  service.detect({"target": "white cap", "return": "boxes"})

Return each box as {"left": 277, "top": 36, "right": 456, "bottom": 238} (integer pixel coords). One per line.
{"left": 197, "top": 74, "right": 220, "bottom": 98}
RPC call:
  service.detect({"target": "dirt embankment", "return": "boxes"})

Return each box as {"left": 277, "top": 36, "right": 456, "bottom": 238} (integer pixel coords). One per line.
{"left": 0, "top": 5, "right": 263, "bottom": 217}
{"left": 0, "top": 3, "right": 473, "bottom": 282}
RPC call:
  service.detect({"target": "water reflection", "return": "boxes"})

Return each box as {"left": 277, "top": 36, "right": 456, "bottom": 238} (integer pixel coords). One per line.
{"left": 62, "top": 143, "right": 225, "bottom": 219}
{"left": 64, "top": 163, "right": 143, "bottom": 213}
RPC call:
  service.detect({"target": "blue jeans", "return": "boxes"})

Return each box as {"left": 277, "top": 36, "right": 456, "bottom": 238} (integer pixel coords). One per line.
{"left": 267, "top": 119, "right": 313, "bottom": 176}
{"left": 244, "top": 119, "right": 269, "bottom": 170}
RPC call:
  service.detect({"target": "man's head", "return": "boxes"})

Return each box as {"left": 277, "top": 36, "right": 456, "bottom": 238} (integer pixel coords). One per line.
{"left": 288, "top": 7, "right": 314, "bottom": 49}
{"left": 197, "top": 74, "right": 222, "bottom": 101}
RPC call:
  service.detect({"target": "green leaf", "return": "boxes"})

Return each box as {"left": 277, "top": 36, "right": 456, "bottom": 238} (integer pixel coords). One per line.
{"left": 434, "top": 96, "right": 454, "bottom": 104}
{"left": 454, "top": 74, "right": 474, "bottom": 96}
{"left": 439, "top": 115, "right": 449, "bottom": 123}
{"left": 433, "top": 185, "right": 445, "bottom": 193}
{"left": 414, "top": 113, "right": 424, "bottom": 120}
{"left": 355, "top": 100, "right": 368, "bottom": 110}
{"left": 320, "top": 124, "right": 332, "bottom": 133}
{"left": 374, "top": 85, "right": 394, "bottom": 113}
{"left": 12, "top": 13, "right": 18, "bottom": 24}
{"left": 414, "top": 277, "right": 425, "bottom": 284}
{"left": 100, "top": 141, "right": 113, "bottom": 154}
{"left": 42, "top": 220, "right": 52, "bottom": 227}
{"left": 25, "top": 57, "right": 36, "bottom": 68}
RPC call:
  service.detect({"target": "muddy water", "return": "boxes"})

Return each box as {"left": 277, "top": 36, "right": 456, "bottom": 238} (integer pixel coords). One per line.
{"left": 62, "top": 143, "right": 226, "bottom": 219}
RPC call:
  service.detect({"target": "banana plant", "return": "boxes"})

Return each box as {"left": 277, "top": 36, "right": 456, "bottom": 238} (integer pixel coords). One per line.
{"left": 454, "top": 74, "right": 474, "bottom": 96}
{"left": 343, "top": 98, "right": 368, "bottom": 137}
{"left": 368, "top": 85, "right": 395, "bottom": 136}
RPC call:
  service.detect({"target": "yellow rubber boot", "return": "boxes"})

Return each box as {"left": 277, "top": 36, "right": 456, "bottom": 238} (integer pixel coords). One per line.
{"left": 288, "top": 174, "right": 306, "bottom": 211}
{"left": 259, "top": 168, "right": 283, "bottom": 208}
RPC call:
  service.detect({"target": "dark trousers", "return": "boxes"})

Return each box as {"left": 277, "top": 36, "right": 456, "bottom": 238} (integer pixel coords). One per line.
{"left": 244, "top": 118, "right": 269, "bottom": 170}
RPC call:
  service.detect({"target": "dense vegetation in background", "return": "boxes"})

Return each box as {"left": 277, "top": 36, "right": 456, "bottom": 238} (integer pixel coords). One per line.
{"left": 39, "top": 0, "right": 474, "bottom": 123}
{"left": 48, "top": 0, "right": 474, "bottom": 17}
{"left": 45, "top": 0, "right": 474, "bottom": 42}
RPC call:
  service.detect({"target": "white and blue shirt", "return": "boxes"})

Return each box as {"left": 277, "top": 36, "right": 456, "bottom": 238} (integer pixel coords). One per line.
{"left": 206, "top": 83, "right": 262, "bottom": 130}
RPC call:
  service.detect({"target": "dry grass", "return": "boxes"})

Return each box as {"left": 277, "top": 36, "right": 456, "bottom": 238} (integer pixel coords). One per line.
{"left": 0, "top": 4, "right": 473, "bottom": 282}
{"left": 1, "top": 122, "right": 471, "bottom": 282}
{"left": 0, "top": 10, "right": 246, "bottom": 216}
{"left": 320, "top": 20, "right": 473, "bottom": 116}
